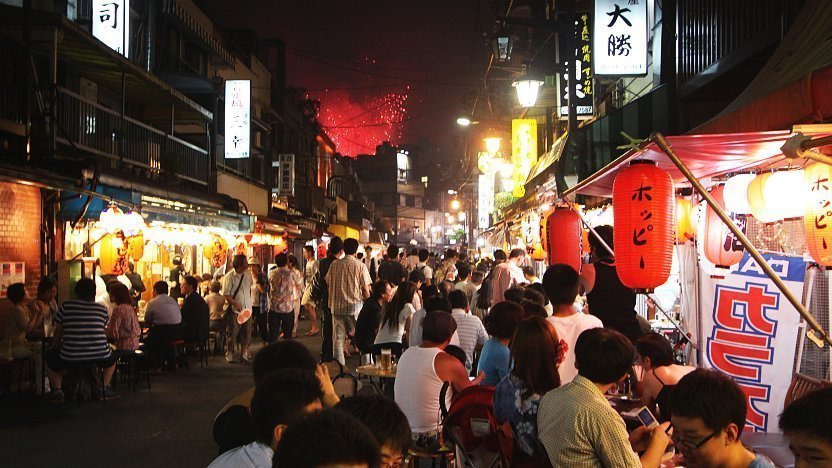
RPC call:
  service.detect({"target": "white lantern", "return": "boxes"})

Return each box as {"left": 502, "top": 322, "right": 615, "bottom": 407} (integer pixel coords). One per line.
{"left": 484, "top": 137, "right": 502, "bottom": 154}
{"left": 99, "top": 205, "right": 125, "bottom": 234}
{"left": 722, "top": 173, "right": 755, "bottom": 215}
{"left": 747, "top": 170, "right": 806, "bottom": 223}
{"left": 122, "top": 211, "right": 145, "bottom": 237}
{"left": 512, "top": 78, "right": 544, "bottom": 107}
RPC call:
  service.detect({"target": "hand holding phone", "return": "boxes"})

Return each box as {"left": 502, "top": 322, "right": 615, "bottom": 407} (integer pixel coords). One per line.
{"left": 636, "top": 406, "right": 660, "bottom": 429}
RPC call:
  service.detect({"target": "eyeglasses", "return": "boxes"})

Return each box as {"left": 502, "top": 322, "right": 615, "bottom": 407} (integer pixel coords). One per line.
{"left": 671, "top": 430, "right": 718, "bottom": 451}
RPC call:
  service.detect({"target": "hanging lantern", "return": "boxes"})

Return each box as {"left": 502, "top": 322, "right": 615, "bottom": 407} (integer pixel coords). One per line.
{"left": 612, "top": 160, "right": 674, "bottom": 293}
{"left": 545, "top": 208, "right": 582, "bottom": 272}
{"left": 703, "top": 186, "right": 745, "bottom": 269}
{"left": 126, "top": 233, "right": 145, "bottom": 261}
{"left": 804, "top": 163, "right": 832, "bottom": 267}
{"left": 722, "top": 173, "right": 755, "bottom": 215}
{"left": 99, "top": 233, "right": 129, "bottom": 275}
{"left": 530, "top": 243, "right": 547, "bottom": 261}
{"left": 202, "top": 235, "right": 228, "bottom": 268}
{"left": 675, "top": 197, "right": 696, "bottom": 244}
{"left": 747, "top": 170, "right": 806, "bottom": 223}
{"left": 581, "top": 227, "right": 590, "bottom": 254}
{"left": 99, "top": 205, "right": 125, "bottom": 234}
{"left": 512, "top": 77, "right": 544, "bottom": 107}
{"left": 122, "top": 210, "right": 145, "bottom": 237}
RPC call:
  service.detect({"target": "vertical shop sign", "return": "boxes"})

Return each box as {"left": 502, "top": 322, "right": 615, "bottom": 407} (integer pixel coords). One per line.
{"left": 511, "top": 119, "right": 538, "bottom": 198}
{"left": 593, "top": 0, "right": 648, "bottom": 76}
{"left": 558, "top": 13, "right": 594, "bottom": 118}
{"left": 277, "top": 153, "right": 295, "bottom": 197}
{"left": 478, "top": 173, "right": 495, "bottom": 229}
{"left": 92, "top": 0, "right": 130, "bottom": 58}
{"left": 699, "top": 253, "right": 807, "bottom": 432}
{"left": 225, "top": 80, "right": 251, "bottom": 159}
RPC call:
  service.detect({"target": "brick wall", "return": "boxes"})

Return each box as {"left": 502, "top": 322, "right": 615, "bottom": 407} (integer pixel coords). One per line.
{"left": 0, "top": 182, "right": 42, "bottom": 296}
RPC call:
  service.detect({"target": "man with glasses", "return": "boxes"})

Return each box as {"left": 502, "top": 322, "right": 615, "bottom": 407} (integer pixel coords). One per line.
{"left": 670, "top": 369, "right": 775, "bottom": 468}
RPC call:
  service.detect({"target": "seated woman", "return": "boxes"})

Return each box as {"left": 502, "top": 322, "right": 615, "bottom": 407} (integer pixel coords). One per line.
{"left": 494, "top": 316, "right": 562, "bottom": 459}
{"left": 354, "top": 281, "right": 392, "bottom": 356}
{"left": 106, "top": 283, "right": 141, "bottom": 354}
{"left": 635, "top": 331, "right": 695, "bottom": 422}
{"left": 373, "top": 281, "right": 417, "bottom": 357}
{"left": 478, "top": 301, "right": 523, "bottom": 386}
{"left": 27, "top": 276, "right": 58, "bottom": 339}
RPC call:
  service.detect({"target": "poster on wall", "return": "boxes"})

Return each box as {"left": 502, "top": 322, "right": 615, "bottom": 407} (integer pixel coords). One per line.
{"left": 699, "top": 252, "right": 806, "bottom": 432}
{"left": 0, "top": 262, "right": 25, "bottom": 298}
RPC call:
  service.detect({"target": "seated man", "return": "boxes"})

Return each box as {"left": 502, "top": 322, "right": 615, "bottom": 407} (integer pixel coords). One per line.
{"left": 208, "top": 369, "right": 323, "bottom": 468}
{"left": 180, "top": 276, "right": 209, "bottom": 345}
{"left": 143, "top": 281, "right": 183, "bottom": 368}
{"left": 395, "top": 312, "right": 484, "bottom": 437}
{"left": 448, "top": 289, "right": 488, "bottom": 372}
{"left": 779, "top": 387, "right": 832, "bottom": 467}
{"left": 538, "top": 328, "right": 670, "bottom": 467}
{"left": 273, "top": 409, "right": 381, "bottom": 467}
{"left": 670, "top": 369, "right": 775, "bottom": 468}
{"left": 44, "top": 278, "right": 118, "bottom": 401}
{"left": 335, "top": 395, "right": 412, "bottom": 468}
{"left": 213, "top": 341, "right": 337, "bottom": 455}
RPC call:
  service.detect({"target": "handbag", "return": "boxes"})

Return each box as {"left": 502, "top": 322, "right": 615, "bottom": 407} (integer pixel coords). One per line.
{"left": 223, "top": 274, "right": 245, "bottom": 320}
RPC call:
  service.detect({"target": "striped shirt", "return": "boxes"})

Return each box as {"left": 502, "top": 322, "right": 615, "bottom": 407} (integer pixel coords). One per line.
{"left": 325, "top": 255, "right": 372, "bottom": 316}
{"left": 56, "top": 300, "right": 113, "bottom": 362}
{"left": 450, "top": 308, "right": 488, "bottom": 371}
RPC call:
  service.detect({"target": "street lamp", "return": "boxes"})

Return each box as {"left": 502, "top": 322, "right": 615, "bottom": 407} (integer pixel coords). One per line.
{"left": 451, "top": 199, "right": 461, "bottom": 211}
{"left": 484, "top": 137, "right": 502, "bottom": 154}
{"left": 456, "top": 116, "right": 473, "bottom": 126}
{"left": 491, "top": 32, "right": 515, "bottom": 64}
{"left": 512, "top": 75, "right": 544, "bottom": 107}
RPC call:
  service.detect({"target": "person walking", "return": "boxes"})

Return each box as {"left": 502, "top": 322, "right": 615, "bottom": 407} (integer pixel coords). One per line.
{"left": 249, "top": 259, "right": 269, "bottom": 343}
{"left": 311, "top": 237, "right": 343, "bottom": 362}
{"left": 287, "top": 254, "right": 304, "bottom": 338}
{"left": 268, "top": 253, "right": 302, "bottom": 343}
{"left": 490, "top": 248, "right": 527, "bottom": 305}
{"left": 222, "top": 254, "right": 254, "bottom": 363}
{"left": 300, "top": 245, "right": 320, "bottom": 336}
{"left": 324, "top": 238, "right": 371, "bottom": 366}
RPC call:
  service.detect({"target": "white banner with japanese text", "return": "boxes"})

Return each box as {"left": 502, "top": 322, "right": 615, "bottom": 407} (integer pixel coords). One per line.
{"left": 699, "top": 252, "right": 806, "bottom": 432}
{"left": 593, "top": 0, "right": 648, "bottom": 76}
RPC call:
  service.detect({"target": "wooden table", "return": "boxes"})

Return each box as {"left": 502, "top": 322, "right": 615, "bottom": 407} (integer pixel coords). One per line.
{"left": 355, "top": 364, "right": 397, "bottom": 395}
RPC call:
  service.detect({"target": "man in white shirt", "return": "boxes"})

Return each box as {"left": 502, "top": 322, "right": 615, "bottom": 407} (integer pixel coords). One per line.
{"left": 490, "top": 248, "right": 527, "bottom": 304}
{"left": 208, "top": 369, "right": 323, "bottom": 468}
{"left": 143, "top": 281, "right": 183, "bottom": 369}
{"left": 543, "top": 264, "right": 603, "bottom": 384}
{"left": 447, "top": 289, "right": 488, "bottom": 372}
{"left": 222, "top": 254, "right": 254, "bottom": 363}
{"left": 415, "top": 249, "right": 433, "bottom": 286}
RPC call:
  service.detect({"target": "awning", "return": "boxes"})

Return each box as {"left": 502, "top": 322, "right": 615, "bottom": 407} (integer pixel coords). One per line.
{"left": 255, "top": 217, "right": 302, "bottom": 237}
{"left": 563, "top": 128, "right": 832, "bottom": 198}
{"left": 693, "top": 0, "right": 832, "bottom": 134}
{"left": 526, "top": 132, "right": 568, "bottom": 187}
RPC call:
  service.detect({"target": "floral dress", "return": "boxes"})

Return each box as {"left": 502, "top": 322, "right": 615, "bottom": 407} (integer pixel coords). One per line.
{"left": 493, "top": 375, "right": 543, "bottom": 457}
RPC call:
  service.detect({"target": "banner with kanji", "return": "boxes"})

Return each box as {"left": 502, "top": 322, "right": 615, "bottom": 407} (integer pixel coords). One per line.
{"left": 699, "top": 252, "right": 806, "bottom": 432}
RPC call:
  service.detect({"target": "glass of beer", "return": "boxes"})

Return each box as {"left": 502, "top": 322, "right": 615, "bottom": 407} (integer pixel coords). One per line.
{"left": 380, "top": 349, "right": 392, "bottom": 371}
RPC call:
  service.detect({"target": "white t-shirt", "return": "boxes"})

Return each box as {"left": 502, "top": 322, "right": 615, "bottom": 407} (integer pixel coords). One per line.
{"left": 546, "top": 312, "right": 604, "bottom": 384}
{"left": 375, "top": 303, "right": 416, "bottom": 344}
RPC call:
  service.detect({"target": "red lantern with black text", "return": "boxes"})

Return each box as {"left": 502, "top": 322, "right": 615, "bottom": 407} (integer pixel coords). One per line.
{"left": 545, "top": 208, "right": 581, "bottom": 272}
{"left": 703, "top": 186, "right": 745, "bottom": 269}
{"left": 612, "top": 161, "right": 674, "bottom": 293}
{"left": 804, "top": 163, "right": 832, "bottom": 267}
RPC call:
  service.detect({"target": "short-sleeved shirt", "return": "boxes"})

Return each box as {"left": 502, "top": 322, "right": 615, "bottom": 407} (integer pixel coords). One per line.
{"left": 106, "top": 303, "right": 141, "bottom": 351}
{"left": 325, "top": 256, "right": 372, "bottom": 316}
{"left": 206, "top": 293, "right": 227, "bottom": 321}
{"left": 144, "top": 295, "right": 182, "bottom": 325}
{"left": 56, "top": 300, "right": 113, "bottom": 362}
{"left": 374, "top": 303, "right": 415, "bottom": 345}
{"left": 546, "top": 312, "right": 604, "bottom": 384}
{"left": 377, "top": 259, "right": 406, "bottom": 286}
{"left": 537, "top": 375, "right": 640, "bottom": 467}
{"left": 222, "top": 269, "right": 254, "bottom": 312}
{"left": 490, "top": 262, "right": 525, "bottom": 304}
{"left": 494, "top": 374, "right": 544, "bottom": 457}
{"left": 477, "top": 338, "right": 510, "bottom": 386}
{"left": 268, "top": 267, "right": 301, "bottom": 313}
{"left": 450, "top": 308, "right": 488, "bottom": 371}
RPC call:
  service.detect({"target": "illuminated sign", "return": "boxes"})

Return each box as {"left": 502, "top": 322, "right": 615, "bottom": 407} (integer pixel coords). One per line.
{"left": 276, "top": 153, "right": 295, "bottom": 197}
{"left": 478, "top": 173, "right": 495, "bottom": 229}
{"left": 225, "top": 80, "right": 251, "bottom": 159}
{"left": 593, "top": 0, "right": 648, "bottom": 76}
{"left": 92, "top": 0, "right": 129, "bottom": 57}
{"left": 511, "top": 119, "right": 538, "bottom": 198}
{"left": 558, "top": 13, "right": 594, "bottom": 118}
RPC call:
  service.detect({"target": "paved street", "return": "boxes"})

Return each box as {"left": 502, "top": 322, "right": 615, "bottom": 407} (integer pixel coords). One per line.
{"left": 0, "top": 319, "right": 344, "bottom": 468}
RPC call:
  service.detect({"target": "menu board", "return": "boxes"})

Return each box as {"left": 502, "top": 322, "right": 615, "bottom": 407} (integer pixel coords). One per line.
{"left": 0, "top": 262, "right": 25, "bottom": 298}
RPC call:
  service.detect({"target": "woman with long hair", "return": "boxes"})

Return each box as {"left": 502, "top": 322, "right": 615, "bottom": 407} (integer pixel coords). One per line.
{"left": 373, "top": 282, "right": 417, "bottom": 357}
{"left": 287, "top": 253, "right": 304, "bottom": 338}
{"left": 494, "top": 316, "right": 563, "bottom": 458}
{"left": 636, "top": 332, "right": 694, "bottom": 422}
{"left": 106, "top": 282, "right": 141, "bottom": 352}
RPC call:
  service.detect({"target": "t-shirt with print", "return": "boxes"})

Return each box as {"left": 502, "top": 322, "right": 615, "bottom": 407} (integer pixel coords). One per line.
{"left": 546, "top": 312, "right": 603, "bottom": 384}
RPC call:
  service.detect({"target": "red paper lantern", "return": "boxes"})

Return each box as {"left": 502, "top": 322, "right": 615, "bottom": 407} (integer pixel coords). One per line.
{"left": 703, "top": 186, "right": 745, "bottom": 269}
{"left": 804, "top": 163, "right": 832, "bottom": 267}
{"left": 612, "top": 160, "right": 674, "bottom": 293}
{"left": 545, "top": 208, "right": 582, "bottom": 272}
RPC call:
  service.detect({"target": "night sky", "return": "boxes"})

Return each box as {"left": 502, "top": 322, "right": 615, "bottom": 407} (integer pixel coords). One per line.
{"left": 201, "top": 0, "right": 491, "bottom": 156}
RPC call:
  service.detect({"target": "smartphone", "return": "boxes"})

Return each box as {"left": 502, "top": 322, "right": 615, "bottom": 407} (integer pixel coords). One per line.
{"left": 636, "top": 406, "right": 660, "bottom": 429}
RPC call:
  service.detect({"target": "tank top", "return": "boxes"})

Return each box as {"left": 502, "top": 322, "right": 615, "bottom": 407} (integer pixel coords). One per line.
{"left": 653, "top": 368, "right": 675, "bottom": 422}
{"left": 394, "top": 346, "right": 452, "bottom": 434}
{"left": 585, "top": 261, "right": 643, "bottom": 341}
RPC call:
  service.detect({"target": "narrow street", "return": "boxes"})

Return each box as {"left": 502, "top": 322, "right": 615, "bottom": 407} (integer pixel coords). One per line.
{"left": 0, "top": 319, "right": 342, "bottom": 468}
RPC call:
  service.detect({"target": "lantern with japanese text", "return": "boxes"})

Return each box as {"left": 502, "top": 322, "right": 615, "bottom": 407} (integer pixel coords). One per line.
{"left": 675, "top": 197, "right": 696, "bottom": 244}
{"left": 202, "top": 235, "right": 228, "bottom": 268}
{"left": 530, "top": 243, "right": 547, "bottom": 261}
{"left": 612, "top": 160, "right": 674, "bottom": 293}
{"left": 747, "top": 170, "right": 806, "bottom": 223}
{"left": 99, "top": 233, "right": 129, "bottom": 275}
{"left": 545, "top": 208, "right": 582, "bottom": 272}
{"left": 126, "top": 233, "right": 144, "bottom": 261}
{"left": 99, "top": 205, "right": 125, "bottom": 234}
{"left": 703, "top": 186, "right": 745, "bottom": 269}
{"left": 804, "top": 163, "right": 832, "bottom": 267}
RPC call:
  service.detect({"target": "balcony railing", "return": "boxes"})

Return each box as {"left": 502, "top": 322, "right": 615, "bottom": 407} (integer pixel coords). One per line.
{"left": 54, "top": 87, "right": 209, "bottom": 185}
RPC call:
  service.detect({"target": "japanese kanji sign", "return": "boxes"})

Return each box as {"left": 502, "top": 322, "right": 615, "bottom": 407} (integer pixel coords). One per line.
{"left": 511, "top": 119, "right": 537, "bottom": 198}
{"left": 225, "top": 80, "right": 251, "bottom": 159}
{"left": 699, "top": 253, "right": 807, "bottom": 432}
{"left": 558, "top": 13, "right": 594, "bottom": 118}
{"left": 92, "top": 0, "right": 129, "bottom": 58}
{"left": 593, "top": 0, "right": 647, "bottom": 76}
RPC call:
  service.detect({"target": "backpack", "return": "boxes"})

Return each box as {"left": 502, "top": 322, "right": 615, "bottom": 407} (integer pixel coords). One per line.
{"left": 441, "top": 384, "right": 501, "bottom": 455}
{"left": 477, "top": 271, "right": 494, "bottom": 310}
